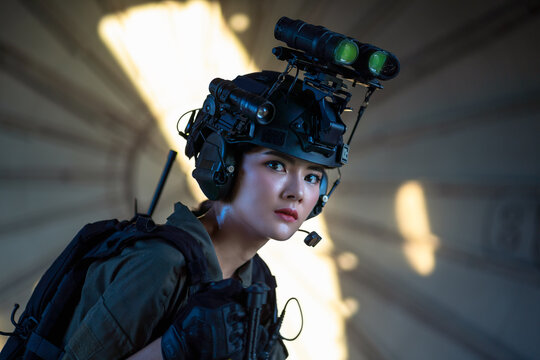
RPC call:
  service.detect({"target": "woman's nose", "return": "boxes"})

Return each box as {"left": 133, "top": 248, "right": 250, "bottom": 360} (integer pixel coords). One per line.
{"left": 281, "top": 174, "right": 304, "bottom": 201}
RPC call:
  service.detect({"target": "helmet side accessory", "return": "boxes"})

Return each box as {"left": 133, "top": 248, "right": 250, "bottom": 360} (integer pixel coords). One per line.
{"left": 191, "top": 132, "right": 236, "bottom": 201}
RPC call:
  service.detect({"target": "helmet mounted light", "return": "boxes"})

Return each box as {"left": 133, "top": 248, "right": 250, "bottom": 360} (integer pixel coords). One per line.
{"left": 209, "top": 78, "right": 275, "bottom": 125}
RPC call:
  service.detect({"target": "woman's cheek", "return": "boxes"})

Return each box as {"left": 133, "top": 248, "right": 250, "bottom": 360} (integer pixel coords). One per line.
{"left": 259, "top": 170, "right": 280, "bottom": 189}
{"left": 307, "top": 185, "right": 321, "bottom": 208}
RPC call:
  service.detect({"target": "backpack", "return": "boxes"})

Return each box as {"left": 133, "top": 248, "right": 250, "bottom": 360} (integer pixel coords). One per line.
{"left": 0, "top": 215, "right": 278, "bottom": 360}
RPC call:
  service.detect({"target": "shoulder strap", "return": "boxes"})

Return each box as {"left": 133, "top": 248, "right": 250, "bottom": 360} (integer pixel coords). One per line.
{"left": 251, "top": 254, "right": 277, "bottom": 290}
{"left": 143, "top": 223, "right": 209, "bottom": 285}
{"left": 83, "top": 217, "right": 209, "bottom": 285}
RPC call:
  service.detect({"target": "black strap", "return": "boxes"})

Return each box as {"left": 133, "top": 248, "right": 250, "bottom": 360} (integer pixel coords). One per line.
{"left": 25, "top": 332, "right": 64, "bottom": 360}
{"left": 252, "top": 254, "right": 277, "bottom": 290}
{"left": 153, "top": 225, "right": 208, "bottom": 285}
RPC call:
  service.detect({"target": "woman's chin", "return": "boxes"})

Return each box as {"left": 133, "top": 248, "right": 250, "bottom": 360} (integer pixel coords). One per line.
{"left": 269, "top": 227, "right": 298, "bottom": 241}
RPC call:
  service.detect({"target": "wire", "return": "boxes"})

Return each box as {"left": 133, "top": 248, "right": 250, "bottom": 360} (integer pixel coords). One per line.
{"left": 0, "top": 303, "right": 20, "bottom": 336}
{"left": 280, "top": 297, "right": 303, "bottom": 341}
{"left": 286, "top": 67, "right": 300, "bottom": 99}
{"left": 176, "top": 108, "right": 200, "bottom": 139}
{"left": 326, "top": 168, "right": 341, "bottom": 198}
{"left": 264, "top": 62, "right": 293, "bottom": 99}
{"left": 347, "top": 86, "right": 376, "bottom": 146}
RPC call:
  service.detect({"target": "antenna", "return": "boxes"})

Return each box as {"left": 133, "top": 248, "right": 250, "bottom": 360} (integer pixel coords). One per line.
{"left": 147, "top": 150, "right": 177, "bottom": 217}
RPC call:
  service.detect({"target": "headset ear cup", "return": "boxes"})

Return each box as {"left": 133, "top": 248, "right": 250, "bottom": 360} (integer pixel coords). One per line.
{"left": 192, "top": 133, "right": 236, "bottom": 200}
{"left": 307, "top": 172, "right": 328, "bottom": 219}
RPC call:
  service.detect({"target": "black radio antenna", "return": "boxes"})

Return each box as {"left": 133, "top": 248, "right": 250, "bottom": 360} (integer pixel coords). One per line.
{"left": 147, "top": 150, "right": 178, "bottom": 217}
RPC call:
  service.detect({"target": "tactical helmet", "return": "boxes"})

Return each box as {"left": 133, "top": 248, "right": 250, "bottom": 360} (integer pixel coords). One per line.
{"left": 183, "top": 70, "right": 350, "bottom": 218}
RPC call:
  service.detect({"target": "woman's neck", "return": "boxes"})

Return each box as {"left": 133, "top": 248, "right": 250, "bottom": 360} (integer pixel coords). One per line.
{"left": 198, "top": 203, "right": 268, "bottom": 279}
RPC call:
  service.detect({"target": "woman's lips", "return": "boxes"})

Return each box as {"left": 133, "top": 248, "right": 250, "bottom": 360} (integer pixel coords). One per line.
{"left": 274, "top": 208, "right": 298, "bottom": 223}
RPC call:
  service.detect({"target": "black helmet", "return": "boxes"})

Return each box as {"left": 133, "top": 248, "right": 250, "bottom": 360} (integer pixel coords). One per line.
{"left": 182, "top": 70, "right": 350, "bottom": 218}
{"left": 230, "top": 71, "right": 349, "bottom": 168}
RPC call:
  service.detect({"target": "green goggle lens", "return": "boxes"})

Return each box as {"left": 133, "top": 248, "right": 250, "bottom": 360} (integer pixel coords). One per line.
{"left": 333, "top": 39, "right": 359, "bottom": 65}
{"left": 368, "top": 51, "right": 388, "bottom": 75}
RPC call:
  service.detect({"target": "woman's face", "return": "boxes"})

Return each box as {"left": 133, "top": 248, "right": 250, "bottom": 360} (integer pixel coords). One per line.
{"left": 225, "top": 147, "right": 324, "bottom": 241}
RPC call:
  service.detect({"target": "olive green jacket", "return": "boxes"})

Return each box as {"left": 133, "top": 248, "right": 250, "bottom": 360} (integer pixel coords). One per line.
{"left": 61, "top": 202, "right": 267, "bottom": 360}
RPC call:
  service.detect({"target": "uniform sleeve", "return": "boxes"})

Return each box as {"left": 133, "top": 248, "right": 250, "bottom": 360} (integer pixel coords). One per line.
{"left": 62, "top": 239, "right": 187, "bottom": 360}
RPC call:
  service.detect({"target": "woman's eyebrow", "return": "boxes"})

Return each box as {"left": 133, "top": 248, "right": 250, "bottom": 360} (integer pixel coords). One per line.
{"left": 262, "top": 150, "right": 325, "bottom": 173}
{"left": 262, "top": 150, "right": 296, "bottom": 163}
{"left": 309, "top": 165, "right": 325, "bottom": 174}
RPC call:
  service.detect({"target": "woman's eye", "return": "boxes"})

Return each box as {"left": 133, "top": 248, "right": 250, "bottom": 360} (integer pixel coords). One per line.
{"left": 305, "top": 174, "right": 321, "bottom": 184}
{"left": 266, "top": 161, "right": 285, "bottom": 172}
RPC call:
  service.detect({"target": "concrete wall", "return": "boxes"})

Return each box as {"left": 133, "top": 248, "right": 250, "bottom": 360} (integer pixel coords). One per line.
{"left": 1, "top": 1, "right": 539, "bottom": 358}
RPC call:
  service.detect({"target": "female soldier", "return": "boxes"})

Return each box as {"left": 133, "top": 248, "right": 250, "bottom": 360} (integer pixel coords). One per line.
{"left": 2, "top": 16, "right": 398, "bottom": 360}
{"left": 58, "top": 70, "right": 350, "bottom": 360}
